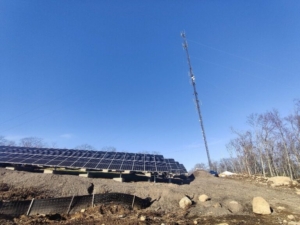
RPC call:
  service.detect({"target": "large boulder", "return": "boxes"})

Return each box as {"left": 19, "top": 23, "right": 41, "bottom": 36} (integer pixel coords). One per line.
{"left": 252, "top": 197, "right": 271, "bottom": 215}
{"left": 179, "top": 196, "right": 192, "bottom": 209}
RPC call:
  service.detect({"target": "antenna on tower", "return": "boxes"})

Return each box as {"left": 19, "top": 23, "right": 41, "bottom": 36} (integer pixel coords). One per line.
{"left": 181, "top": 32, "right": 212, "bottom": 170}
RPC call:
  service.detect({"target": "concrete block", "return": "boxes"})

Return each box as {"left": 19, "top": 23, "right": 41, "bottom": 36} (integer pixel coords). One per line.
{"left": 44, "top": 169, "right": 55, "bottom": 174}
{"left": 6, "top": 167, "right": 16, "bottom": 170}
{"left": 113, "top": 177, "right": 124, "bottom": 182}
{"left": 145, "top": 172, "right": 152, "bottom": 177}
{"left": 79, "top": 173, "right": 90, "bottom": 177}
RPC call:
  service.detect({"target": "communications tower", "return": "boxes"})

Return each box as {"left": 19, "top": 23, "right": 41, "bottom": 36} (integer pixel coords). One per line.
{"left": 181, "top": 32, "right": 212, "bottom": 170}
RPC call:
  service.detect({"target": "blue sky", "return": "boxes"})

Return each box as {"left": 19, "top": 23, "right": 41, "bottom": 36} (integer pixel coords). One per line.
{"left": 1, "top": 1, "right": 299, "bottom": 170}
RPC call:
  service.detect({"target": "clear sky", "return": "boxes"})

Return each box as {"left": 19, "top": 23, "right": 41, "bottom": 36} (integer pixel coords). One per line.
{"left": 1, "top": 1, "right": 299, "bottom": 171}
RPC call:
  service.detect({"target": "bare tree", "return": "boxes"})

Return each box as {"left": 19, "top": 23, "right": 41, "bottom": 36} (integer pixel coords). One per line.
{"left": 101, "top": 146, "right": 116, "bottom": 152}
{"left": 19, "top": 137, "right": 46, "bottom": 148}
{"left": 0, "top": 136, "right": 16, "bottom": 146}
{"left": 75, "top": 144, "right": 95, "bottom": 150}
{"left": 268, "top": 109, "right": 294, "bottom": 179}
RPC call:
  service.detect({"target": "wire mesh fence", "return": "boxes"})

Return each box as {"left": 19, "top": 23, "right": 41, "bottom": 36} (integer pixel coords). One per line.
{"left": 0, "top": 193, "right": 149, "bottom": 216}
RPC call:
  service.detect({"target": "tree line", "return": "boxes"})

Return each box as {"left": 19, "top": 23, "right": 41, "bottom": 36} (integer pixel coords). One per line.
{"left": 193, "top": 99, "right": 300, "bottom": 179}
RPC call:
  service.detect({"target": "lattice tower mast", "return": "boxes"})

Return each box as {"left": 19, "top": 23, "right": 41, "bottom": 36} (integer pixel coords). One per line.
{"left": 181, "top": 32, "right": 212, "bottom": 170}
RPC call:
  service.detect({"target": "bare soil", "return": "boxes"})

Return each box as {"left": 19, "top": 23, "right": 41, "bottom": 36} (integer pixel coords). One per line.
{"left": 1, "top": 168, "right": 300, "bottom": 224}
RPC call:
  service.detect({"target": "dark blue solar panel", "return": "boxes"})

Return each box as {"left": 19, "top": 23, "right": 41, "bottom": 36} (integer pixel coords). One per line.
{"left": 71, "top": 161, "right": 87, "bottom": 168}
{"left": 169, "top": 163, "right": 178, "bottom": 169}
{"left": 108, "top": 164, "right": 121, "bottom": 170}
{"left": 114, "top": 153, "right": 125, "bottom": 160}
{"left": 145, "top": 162, "right": 156, "bottom": 171}
{"left": 100, "top": 159, "right": 112, "bottom": 164}
{"left": 33, "top": 159, "right": 51, "bottom": 165}
{"left": 0, "top": 146, "right": 187, "bottom": 174}
{"left": 96, "top": 163, "right": 110, "bottom": 169}
{"left": 84, "top": 162, "right": 98, "bottom": 169}
{"left": 133, "top": 161, "right": 144, "bottom": 171}
{"left": 0, "top": 157, "right": 15, "bottom": 162}
{"left": 121, "top": 163, "right": 133, "bottom": 170}
{"left": 45, "top": 160, "right": 62, "bottom": 166}
{"left": 103, "top": 152, "right": 116, "bottom": 159}
{"left": 124, "top": 153, "right": 135, "bottom": 160}
{"left": 134, "top": 154, "right": 144, "bottom": 161}
{"left": 7, "top": 157, "right": 26, "bottom": 163}
{"left": 21, "top": 158, "right": 39, "bottom": 164}
{"left": 58, "top": 160, "right": 76, "bottom": 166}
{"left": 87, "top": 159, "right": 99, "bottom": 163}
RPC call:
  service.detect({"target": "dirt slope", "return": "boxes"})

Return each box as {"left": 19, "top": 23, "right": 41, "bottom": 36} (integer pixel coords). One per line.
{"left": 1, "top": 168, "right": 300, "bottom": 224}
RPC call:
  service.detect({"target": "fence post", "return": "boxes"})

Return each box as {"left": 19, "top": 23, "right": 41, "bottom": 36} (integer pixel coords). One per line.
{"left": 27, "top": 198, "right": 35, "bottom": 216}
{"left": 131, "top": 195, "right": 136, "bottom": 209}
{"left": 67, "top": 195, "right": 75, "bottom": 215}
{"left": 92, "top": 193, "right": 95, "bottom": 207}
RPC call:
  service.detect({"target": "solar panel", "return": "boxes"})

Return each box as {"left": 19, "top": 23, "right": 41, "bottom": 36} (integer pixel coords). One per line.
{"left": 0, "top": 146, "right": 187, "bottom": 174}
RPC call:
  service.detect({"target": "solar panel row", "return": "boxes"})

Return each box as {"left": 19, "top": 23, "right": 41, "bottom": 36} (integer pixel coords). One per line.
{"left": 0, "top": 146, "right": 187, "bottom": 174}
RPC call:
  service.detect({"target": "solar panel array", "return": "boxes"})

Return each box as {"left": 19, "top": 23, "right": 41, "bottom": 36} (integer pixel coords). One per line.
{"left": 0, "top": 146, "right": 187, "bottom": 174}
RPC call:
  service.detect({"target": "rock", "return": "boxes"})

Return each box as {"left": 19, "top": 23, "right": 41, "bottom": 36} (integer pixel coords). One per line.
{"left": 217, "top": 223, "right": 229, "bottom": 225}
{"left": 140, "top": 215, "right": 147, "bottom": 221}
{"left": 277, "top": 206, "right": 285, "bottom": 211}
{"left": 193, "top": 220, "right": 198, "bottom": 224}
{"left": 179, "top": 196, "right": 192, "bottom": 209}
{"left": 252, "top": 197, "right": 271, "bottom": 214}
{"left": 268, "top": 176, "right": 292, "bottom": 187}
{"left": 287, "top": 215, "right": 295, "bottom": 220}
{"left": 214, "top": 203, "right": 222, "bottom": 208}
{"left": 199, "top": 194, "right": 210, "bottom": 202}
{"left": 228, "top": 200, "right": 243, "bottom": 213}
{"left": 80, "top": 209, "right": 85, "bottom": 213}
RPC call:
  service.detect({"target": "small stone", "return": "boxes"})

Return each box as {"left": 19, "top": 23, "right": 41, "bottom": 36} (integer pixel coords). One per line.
{"left": 277, "top": 206, "right": 285, "bottom": 211}
{"left": 179, "top": 196, "right": 192, "bottom": 209}
{"left": 140, "top": 215, "right": 146, "bottom": 221}
{"left": 214, "top": 203, "right": 222, "bottom": 208}
{"left": 228, "top": 200, "right": 243, "bottom": 213}
{"left": 283, "top": 220, "right": 287, "bottom": 224}
{"left": 118, "top": 215, "right": 125, "bottom": 218}
{"left": 80, "top": 209, "right": 86, "bottom": 213}
{"left": 217, "top": 223, "right": 229, "bottom": 225}
{"left": 287, "top": 215, "right": 295, "bottom": 220}
{"left": 193, "top": 220, "right": 198, "bottom": 224}
{"left": 199, "top": 194, "right": 210, "bottom": 202}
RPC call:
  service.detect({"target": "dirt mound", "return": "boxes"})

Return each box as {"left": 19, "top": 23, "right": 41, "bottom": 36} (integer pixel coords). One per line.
{"left": 0, "top": 185, "right": 55, "bottom": 201}
{"left": 193, "top": 170, "right": 212, "bottom": 178}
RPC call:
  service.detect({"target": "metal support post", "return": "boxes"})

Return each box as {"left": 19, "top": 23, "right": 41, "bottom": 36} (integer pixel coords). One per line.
{"left": 27, "top": 198, "right": 35, "bottom": 216}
